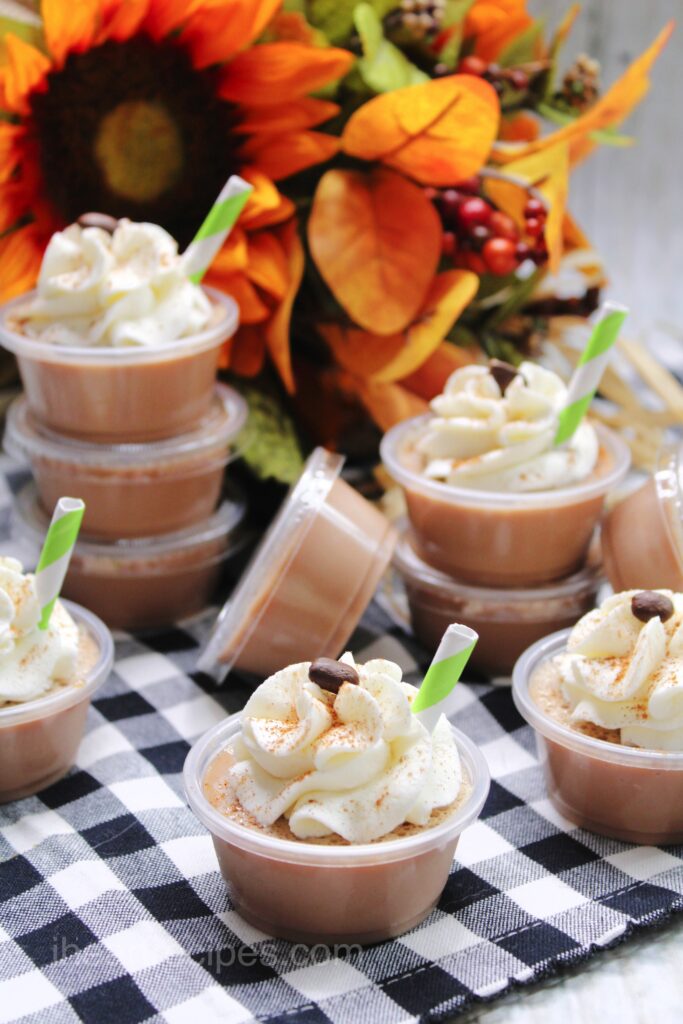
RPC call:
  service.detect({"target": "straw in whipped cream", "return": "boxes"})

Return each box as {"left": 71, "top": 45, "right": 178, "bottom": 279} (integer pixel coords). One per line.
{"left": 35, "top": 497, "right": 85, "bottom": 630}
{"left": 412, "top": 623, "right": 478, "bottom": 732}
{"left": 182, "top": 175, "right": 253, "bottom": 284}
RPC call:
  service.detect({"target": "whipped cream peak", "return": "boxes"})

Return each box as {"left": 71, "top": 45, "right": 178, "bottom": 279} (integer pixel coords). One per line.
{"left": 558, "top": 590, "right": 683, "bottom": 749}
{"left": 226, "top": 653, "right": 463, "bottom": 843}
{"left": 0, "top": 557, "right": 79, "bottom": 705}
{"left": 416, "top": 360, "right": 598, "bottom": 492}
{"left": 17, "top": 220, "right": 212, "bottom": 348}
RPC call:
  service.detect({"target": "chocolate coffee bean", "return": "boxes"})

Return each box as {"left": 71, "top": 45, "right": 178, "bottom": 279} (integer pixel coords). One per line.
{"left": 631, "top": 590, "right": 674, "bottom": 623}
{"left": 77, "top": 212, "right": 119, "bottom": 233}
{"left": 309, "top": 657, "right": 359, "bottom": 693}
{"left": 489, "top": 359, "right": 520, "bottom": 395}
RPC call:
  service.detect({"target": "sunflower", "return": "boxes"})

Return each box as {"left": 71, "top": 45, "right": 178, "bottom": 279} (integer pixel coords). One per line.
{"left": 0, "top": 0, "right": 352, "bottom": 389}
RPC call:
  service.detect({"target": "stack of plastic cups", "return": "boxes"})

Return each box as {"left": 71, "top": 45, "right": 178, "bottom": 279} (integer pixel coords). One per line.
{"left": 381, "top": 307, "right": 632, "bottom": 677}
{"left": 0, "top": 286, "right": 250, "bottom": 631}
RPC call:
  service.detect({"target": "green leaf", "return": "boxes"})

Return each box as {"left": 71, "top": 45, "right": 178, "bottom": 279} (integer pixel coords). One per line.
{"left": 499, "top": 20, "right": 544, "bottom": 67}
{"left": 234, "top": 384, "right": 304, "bottom": 485}
{"left": 484, "top": 267, "right": 543, "bottom": 329}
{"left": 354, "top": 3, "right": 428, "bottom": 92}
{"left": 537, "top": 102, "right": 634, "bottom": 146}
{"left": 435, "top": 0, "right": 476, "bottom": 67}
{"left": 307, "top": 0, "right": 396, "bottom": 44}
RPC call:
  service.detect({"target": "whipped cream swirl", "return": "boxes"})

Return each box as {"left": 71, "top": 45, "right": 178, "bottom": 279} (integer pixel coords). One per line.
{"left": 16, "top": 220, "right": 212, "bottom": 347}
{"left": 0, "top": 558, "right": 79, "bottom": 704}
{"left": 415, "top": 361, "right": 598, "bottom": 491}
{"left": 225, "top": 654, "right": 462, "bottom": 843}
{"left": 557, "top": 590, "right": 683, "bottom": 750}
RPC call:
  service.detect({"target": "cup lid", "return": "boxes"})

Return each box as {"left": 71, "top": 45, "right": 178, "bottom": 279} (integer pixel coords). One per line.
{"left": 197, "top": 447, "right": 344, "bottom": 680}
{"left": 393, "top": 526, "right": 603, "bottom": 604}
{"left": 4, "top": 383, "right": 247, "bottom": 470}
{"left": 12, "top": 481, "right": 247, "bottom": 562}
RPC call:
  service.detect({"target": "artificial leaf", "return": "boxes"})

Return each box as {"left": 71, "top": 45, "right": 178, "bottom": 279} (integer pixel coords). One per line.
{"left": 264, "top": 219, "right": 304, "bottom": 394}
{"left": 544, "top": 3, "right": 581, "bottom": 99}
{"left": 498, "top": 20, "right": 544, "bottom": 67}
{"left": 354, "top": 376, "right": 429, "bottom": 432}
{"left": 465, "top": 1, "right": 534, "bottom": 63}
{"left": 354, "top": 3, "right": 428, "bottom": 93}
{"left": 342, "top": 75, "right": 499, "bottom": 185}
{"left": 401, "top": 341, "right": 478, "bottom": 400}
{"left": 308, "top": 0, "right": 395, "bottom": 44}
{"left": 538, "top": 103, "right": 633, "bottom": 147}
{"left": 432, "top": 0, "right": 477, "bottom": 68}
{"left": 234, "top": 382, "right": 304, "bottom": 484}
{"left": 493, "top": 22, "right": 673, "bottom": 166}
{"left": 498, "top": 111, "right": 540, "bottom": 143}
{"left": 308, "top": 167, "right": 441, "bottom": 335}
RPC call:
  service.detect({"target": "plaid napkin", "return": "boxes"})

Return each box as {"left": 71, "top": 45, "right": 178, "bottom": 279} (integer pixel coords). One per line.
{"left": 1, "top": 597, "right": 683, "bottom": 1024}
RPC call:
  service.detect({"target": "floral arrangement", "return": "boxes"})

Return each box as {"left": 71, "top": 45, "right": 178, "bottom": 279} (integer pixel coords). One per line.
{"left": 0, "top": 0, "right": 673, "bottom": 474}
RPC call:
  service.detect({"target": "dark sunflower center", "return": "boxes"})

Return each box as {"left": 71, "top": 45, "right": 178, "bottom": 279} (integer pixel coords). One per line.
{"left": 30, "top": 37, "right": 243, "bottom": 246}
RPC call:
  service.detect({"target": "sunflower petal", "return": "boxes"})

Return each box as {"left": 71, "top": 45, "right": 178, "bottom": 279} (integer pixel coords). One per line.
{"left": 205, "top": 270, "right": 270, "bottom": 324}
{"left": 0, "top": 35, "right": 50, "bottom": 115}
{"left": 42, "top": 0, "right": 99, "bottom": 66}
{"left": 229, "top": 323, "right": 267, "bottom": 377}
{"left": 0, "top": 123, "right": 26, "bottom": 182}
{"left": 219, "top": 43, "right": 353, "bottom": 105}
{"left": 98, "top": 0, "right": 151, "bottom": 43}
{"left": 202, "top": 227, "right": 249, "bottom": 274}
{"left": 237, "top": 97, "right": 339, "bottom": 135}
{"left": 242, "top": 131, "right": 339, "bottom": 181}
{"left": 143, "top": 0, "right": 203, "bottom": 41}
{"left": 0, "top": 224, "right": 44, "bottom": 302}
{"left": 264, "top": 220, "right": 304, "bottom": 394}
{"left": 342, "top": 75, "right": 499, "bottom": 186}
{"left": 246, "top": 231, "right": 290, "bottom": 301}
{"left": 238, "top": 168, "right": 296, "bottom": 229}
{"left": 308, "top": 167, "right": 441, "bottom": 335}
{"left": 0, "top": 181, "right": 31, "bottom": 233}
{"left": 180, "top": 0, "right": 283, "bottom": 68}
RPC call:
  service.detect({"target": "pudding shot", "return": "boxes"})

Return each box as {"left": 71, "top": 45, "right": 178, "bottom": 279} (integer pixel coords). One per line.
{"left": 0, "top": 218, "right": 238, "bottom": 441}
{"left": 381, "top": 360, "right": 630, "bottom": 586}
{"left": 185, "top": 653, "right": 489, "bottom": 944}
{"left": 0, "top": 557, "right": 113, "bottom": 802}
{"left": 514, "top": 589, "right": 683, "bottom": 844}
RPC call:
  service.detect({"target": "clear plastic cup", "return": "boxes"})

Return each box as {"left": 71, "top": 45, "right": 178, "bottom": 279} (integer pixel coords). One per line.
{"left": 0, "top": 601, "right": 114, "bottom": 803}
{"left": 184, "top": 715, "right": 490, "bottom": 944}
{"left": 602, "top": 442, "right": 683, "bottom": 591}
{"left": 13, "top": 483, "right": 249, "bottom": 631}
{"left": 394, "top": 529, "right": 602, "bottom": 676}
{"left": 381, "top": 417, "right": 630, "bottom": 587}
{"left": 513, "top": 630, "right": 683, "bottom": 845}
{"left": 4, "top": 384, "right": 247, "bottom": 540}
{"left": 198, "top": 448, "right": 397, "bottom": 681}
{"left": 0, "top": 286, "right": 239, "bottom": 442}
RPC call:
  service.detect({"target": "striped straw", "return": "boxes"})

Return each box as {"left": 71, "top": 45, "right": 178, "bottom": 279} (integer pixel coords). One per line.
{"left": 412, "top": 624, "right": 478, "bottom": 732}
{"left": 182, "top": 175, "right": 253, "bottom": 284}
{"left": 554, "top": 301, "right": 628, "bottom": 446}
{"left": 35, "top": 498, "right": 85, "bottom": 630}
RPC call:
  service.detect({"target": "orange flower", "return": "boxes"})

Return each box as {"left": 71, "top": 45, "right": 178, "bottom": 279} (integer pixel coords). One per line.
{"left": 0, "top": 0, "right": 352, "bottom": 390}
{"left": 464, "top": 0, "right": 534, "bottom": 63}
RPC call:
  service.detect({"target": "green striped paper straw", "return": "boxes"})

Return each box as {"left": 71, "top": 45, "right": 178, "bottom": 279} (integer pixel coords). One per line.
{"left": 412, "top": 624, "right": 478, "bottom": 732}
{"left": 182, "top": 175, "right": 253, "bottom": 284}
{"left": 35, "top": 497, "right": 85, "bottom": 630}
{"left": 554, "top": 301, "right": 628, "bottom": 446}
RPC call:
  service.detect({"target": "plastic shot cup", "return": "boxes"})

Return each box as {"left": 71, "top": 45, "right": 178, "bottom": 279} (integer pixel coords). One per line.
{"left": 0, "top": 286, "right": 238, "bottom": 442}
{"left": 602, "top": 442, "right": 683, "bottom": 591}
{"left": 381, "top": 416, "right": 630, "bottom": 587}
{"left": 0, "top": 601, "right": 114, "bottom": 803}
{"left": 513, "top": 629, "right": 683, "bottom": 845}
{"left": 184, "top": 715, "right": 490, "bottom": 945}
{"left": 198, "top": 448, "right": 397, "bottom": 681}
{"left": 5, "top": 384, "right": 247, "bottom": 540}
{"left": 393, "top": 529, "right": 602, "bottom": 677}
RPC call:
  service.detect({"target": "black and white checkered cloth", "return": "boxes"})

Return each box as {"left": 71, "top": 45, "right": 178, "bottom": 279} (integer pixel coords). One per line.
{"left": 2, "top": 592, "right": 683, "bottom": 1024}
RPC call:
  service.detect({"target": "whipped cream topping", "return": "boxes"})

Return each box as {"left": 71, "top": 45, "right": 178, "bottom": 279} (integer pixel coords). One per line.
{"left": 16, "top": 220, "right": 212, "bottom": 347}
{"left": 224, "top": 654, "right": 463, "bottom": 843}
{"left": 557, "top": 590, "right": 683, "bottom": 750}
{"left": 415, "top": 361, "right": 598, "bottom": 491}
{"left": 0, "top": 558, "right": 79, "bottom": 705}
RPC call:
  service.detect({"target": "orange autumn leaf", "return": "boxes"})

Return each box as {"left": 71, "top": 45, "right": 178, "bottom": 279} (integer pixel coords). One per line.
{"left": 308, "top": 168, "right": 441, "bottom": 335}
{"left": 465, "top": 1, "right": 535, "bottom": 61}
{"left": 499, "top": 112, "right": 540, "bottom": 143}
{"left": 341, "top": 75, "right": 500, "bottom": 186}
{"left": 493, "top": 22, "right": 673, "bottom": 167}
{"left": 264, "top": 219, "right": 304, "bottom": 394}
{"left": 319, "top": 270, "right": 478, "bottom": 384}
{"left": 402, "top": 342, "right": 479, "bottom": 401}
{"left": 355, "top": 376, "right": 429, "bottom": 432}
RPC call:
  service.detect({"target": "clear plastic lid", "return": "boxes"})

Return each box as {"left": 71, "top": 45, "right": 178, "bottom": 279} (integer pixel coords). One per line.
{"left": 198, "top": 447, "right": 343, "bottom": 678}
{"left": 4, "top": 383, "right": 247, "bottom": 471}
{"left": 381, "top": 415, "right": 631, "bottom": 509}
{"left": 393, "top": 527, "right": 602, "bottom": 607}
{"left": 0, "top": 285, "right": 238, "bottom": 364}
{"left": 13, "top": 481, "right": 247, "bottom": 566}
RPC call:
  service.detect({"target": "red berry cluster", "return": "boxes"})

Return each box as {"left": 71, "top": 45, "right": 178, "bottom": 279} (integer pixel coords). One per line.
{"left": 425, "top": 180, "right": 548, "bottom": 276}
{"left": 455, "top": 55, "right": 530, "bottom": 94}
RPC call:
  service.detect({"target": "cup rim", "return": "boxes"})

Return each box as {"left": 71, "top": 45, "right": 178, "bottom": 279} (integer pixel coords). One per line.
{"left": 0, "top": 600, "right": 114, "bottom": 727}
{"left": 4, "top": 382, "right": 248, "bottom": 472}
{"left": 184, "top": 714, "right": 490, "bottom": 866}
{"left": 512, "top": 628, "right": 683, "bottom": 768}
{"left": 0, "top": 285, "right": 238, "bottom": 364}
{"left": 381, "top": 416, "right": 631, "bottom": 509}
